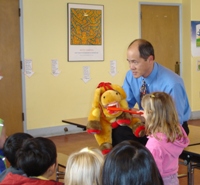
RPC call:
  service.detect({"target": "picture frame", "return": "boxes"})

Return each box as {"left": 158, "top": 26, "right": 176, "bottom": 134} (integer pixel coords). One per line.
{"left": 191, "top": 21, "right": 200, "bottom": 57}
{"left": 67, "top": 3, "right": 104, "bottom": 62}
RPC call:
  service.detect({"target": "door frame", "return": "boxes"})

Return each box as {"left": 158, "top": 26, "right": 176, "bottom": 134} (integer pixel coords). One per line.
{"left": 19, "top": 0, "right": 27, "bottom": 133}
{"left": 139, "top": 2, "right": 183, "bottom": 77}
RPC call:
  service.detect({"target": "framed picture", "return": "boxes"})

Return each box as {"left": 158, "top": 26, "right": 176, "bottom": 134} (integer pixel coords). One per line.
{"left": 67, "top": 3, "right": 104, "bottom": 61}
{"left": 191, "top": 21, "right": 200, "bottom": 57}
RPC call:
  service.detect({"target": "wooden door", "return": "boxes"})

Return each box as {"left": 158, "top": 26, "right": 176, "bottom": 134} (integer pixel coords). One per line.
{"left": 0, "top": 0, "right": 23, "bottom": 135}
{"left": 141, "top": 5, "right": 180, "bottom": 73}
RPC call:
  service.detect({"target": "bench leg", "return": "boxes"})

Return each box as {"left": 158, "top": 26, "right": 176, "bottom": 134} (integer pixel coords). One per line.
{"left": 187, "top": 162, "right": 194, "bottom": 185}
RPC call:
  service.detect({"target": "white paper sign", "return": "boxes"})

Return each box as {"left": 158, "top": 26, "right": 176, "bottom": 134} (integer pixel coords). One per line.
{"left": 81, "top": 66, "right": 91, "bottom": 83}
{"left": 51, "top": 60, "right": 61, "bottom": 76}
{"left": 25, "top": 59, "right": 34, "bottom": 77}
{"left": 109, "top": 60, "right": 118, "bottom": 76}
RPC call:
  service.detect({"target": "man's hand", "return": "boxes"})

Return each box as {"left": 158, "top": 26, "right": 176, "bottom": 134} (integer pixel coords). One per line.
{"left": 131, "top": 108, "right": 145, "bottom": 122}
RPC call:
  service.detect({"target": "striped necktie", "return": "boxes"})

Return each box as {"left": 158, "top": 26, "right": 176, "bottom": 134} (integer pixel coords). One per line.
{"left": 140, "top": 79, "right": 148, "bottom": 100}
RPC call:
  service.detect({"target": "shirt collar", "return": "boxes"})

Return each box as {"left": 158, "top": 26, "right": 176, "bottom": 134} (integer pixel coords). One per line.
{"left": 142, "top": 62, "right": 158, "bottom": 86}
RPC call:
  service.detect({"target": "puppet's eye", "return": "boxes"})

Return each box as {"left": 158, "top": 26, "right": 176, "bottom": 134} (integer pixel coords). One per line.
{"left": 116, "top": 92, "right": 119, "bottom": 95}
{"left": 103, "top": 96, "right": 105, "bottom": 99}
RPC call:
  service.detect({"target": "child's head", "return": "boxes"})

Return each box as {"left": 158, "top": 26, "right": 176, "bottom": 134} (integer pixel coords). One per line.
{"left": 102, "top": 140, "right": 163, "bottom": 185}
{"left": 3, "top": 132, "right": 33, "bottom": 167}
{"left": 16, "top": 137, "right": 57, "bottom": 178}
{"left": 0, "top": 118, "right": 6, "bottom": 149}
{"left": 141, "top": 92, "right": 183, "bottom": 141}
{"left": 65, "top": 147, "right": 104, "bottom": 185}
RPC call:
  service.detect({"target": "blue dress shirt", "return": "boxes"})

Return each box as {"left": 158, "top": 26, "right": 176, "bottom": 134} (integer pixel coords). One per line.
{"left": 122, "top": 62, "right": 191, "bottom": 125}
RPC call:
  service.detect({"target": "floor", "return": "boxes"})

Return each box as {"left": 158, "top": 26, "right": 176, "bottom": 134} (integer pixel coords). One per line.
{"left": 48, "top": 119, "right": 200, "bottom": 184}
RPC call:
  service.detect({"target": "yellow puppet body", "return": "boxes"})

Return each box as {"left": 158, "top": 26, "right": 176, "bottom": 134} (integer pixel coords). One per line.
{"left": 87, "top": 82, "right": 145, "bottom": 154}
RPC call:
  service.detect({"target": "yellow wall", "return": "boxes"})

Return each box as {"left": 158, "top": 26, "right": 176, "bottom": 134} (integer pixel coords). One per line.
{"left": 190, "top": 0, "right": 200, "bottom": 110}
{"left": 22, "top": 0, "right": 199, "bottom": 132}
{"left": 182, "top": 0, "right": 191, "bottom": 104}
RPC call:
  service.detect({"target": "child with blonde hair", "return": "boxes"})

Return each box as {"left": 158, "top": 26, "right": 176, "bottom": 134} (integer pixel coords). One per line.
{"left": 141, "top": 92, "right": 189, "bottom": 185}
{"left": 65, "top": 147, "right": 104, "bottom": 185}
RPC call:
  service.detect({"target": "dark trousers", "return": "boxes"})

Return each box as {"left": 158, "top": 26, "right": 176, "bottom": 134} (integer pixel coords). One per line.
{"left": 112, "top": 121, "right": 189, "bottom": 146}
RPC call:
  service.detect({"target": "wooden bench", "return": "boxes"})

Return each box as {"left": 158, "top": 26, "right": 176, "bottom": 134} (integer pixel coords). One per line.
{"left": 56, "top": 152, "right": 68, "bottom": 181}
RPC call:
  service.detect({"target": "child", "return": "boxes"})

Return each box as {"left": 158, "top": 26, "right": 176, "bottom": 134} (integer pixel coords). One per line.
{"left": 0, "top": 132, "right": 33, "bottom": 181}
{"left": 0, "top": 137, "right": 63, "bottom": 185}
{"left": 101, "top": 140, "right": 163, "bottom": 185}
{"left": 0, "top": 118, "right": 7, "bottom": 174}
{"left": 65, "top": 147, "right": 104, "bottom": 185}
{"left": 141, "top": 92, "right": 189, "bottom": 185}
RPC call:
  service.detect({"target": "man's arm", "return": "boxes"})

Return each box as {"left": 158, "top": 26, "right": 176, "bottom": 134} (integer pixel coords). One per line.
{"left": 122, "top": 73, "right": 137, "bottom": 108}
{"left": 169, "top": 83, "right": 191, "bottom": 125}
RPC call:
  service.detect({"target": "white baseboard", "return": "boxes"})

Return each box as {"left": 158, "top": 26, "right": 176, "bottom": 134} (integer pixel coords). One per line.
{"left": 26, "top": 124, "right": 85, "bottom": 137}
{"left": 190, "top": 111, "right": 200, "bottom": 120}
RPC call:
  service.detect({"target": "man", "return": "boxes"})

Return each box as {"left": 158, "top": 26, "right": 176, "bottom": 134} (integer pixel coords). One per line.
{"left": 112, "top": 39, "right": 191, "bottom": 146}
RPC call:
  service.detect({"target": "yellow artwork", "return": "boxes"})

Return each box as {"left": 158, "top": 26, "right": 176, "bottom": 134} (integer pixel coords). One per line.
{"left": 70, "top": 8, "right": 102, "bottom": 45}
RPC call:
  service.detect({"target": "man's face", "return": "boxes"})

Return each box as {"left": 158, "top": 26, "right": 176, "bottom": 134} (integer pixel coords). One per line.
{"left": 127, "top": 43, "right": 152, "bottom": 78}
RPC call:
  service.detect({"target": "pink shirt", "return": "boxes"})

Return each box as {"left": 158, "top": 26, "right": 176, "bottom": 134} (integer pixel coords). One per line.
{"left": 146, "top": 126, "right": 189, "bottom": 177}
